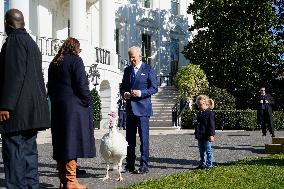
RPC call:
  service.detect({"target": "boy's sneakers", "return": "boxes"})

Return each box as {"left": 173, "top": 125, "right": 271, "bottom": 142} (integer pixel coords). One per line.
{"left": 195, "top": 165, "right": 206, "bottom": 170}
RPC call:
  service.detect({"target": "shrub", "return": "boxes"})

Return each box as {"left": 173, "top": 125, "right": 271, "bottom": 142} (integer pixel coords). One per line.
{"left": 206, "top": 86, "right": 236, "bottom": 110}
{"left": 181, "top": 109, "right": 284, "bottom": 130}
{"left": 91, "top": 88, "right": 102, "bottom": 122}
{"left": 173, "top": 64, "right": 209, "bottom": 99}
{"left": 273, "top": 111, "right": 284, "bottom": 130}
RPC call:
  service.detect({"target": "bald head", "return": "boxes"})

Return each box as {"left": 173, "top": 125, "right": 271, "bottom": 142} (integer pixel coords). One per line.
{"left": 5, "top": 9, "right": 25, "bottom": 30}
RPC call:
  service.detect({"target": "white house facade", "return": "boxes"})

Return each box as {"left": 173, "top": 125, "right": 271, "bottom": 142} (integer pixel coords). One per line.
{"left": 0, "top": 0, "right": 194, "bottom": 126}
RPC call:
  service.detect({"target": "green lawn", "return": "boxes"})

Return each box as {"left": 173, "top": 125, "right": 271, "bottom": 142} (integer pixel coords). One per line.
{"left": 119, "top": 154, "right": 284, "bottom": 189}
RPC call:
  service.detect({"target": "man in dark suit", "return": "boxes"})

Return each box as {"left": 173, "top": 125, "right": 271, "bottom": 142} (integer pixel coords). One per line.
{"left": 120, "top": 46, "right": 158, "bottom": 174}
{"left": 0, "top": 9, "right": 50, "bottom": 188}
{"left": 117, "top": 95, "right": 126, "bottom": 130}
{"left": 256, "top": 87, "right": 275, "bottom": 137}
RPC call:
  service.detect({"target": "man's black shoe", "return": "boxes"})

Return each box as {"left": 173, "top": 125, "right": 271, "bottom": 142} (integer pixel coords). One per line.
{"left": 195, "top": 165, "right": 206, "bottom": 170}
{"left": 122, "top": 166, "right": 135, "bottom": 173}
{"left": 76, "top": 168, "right": 87, "bottom": 174}
{"left": 134, "top": 167, "right": 149, "bottom": 174}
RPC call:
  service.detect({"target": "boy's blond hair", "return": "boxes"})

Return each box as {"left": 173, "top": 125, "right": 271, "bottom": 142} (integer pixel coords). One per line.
{"left": 196, "top": 95, "right": 215, "bottom": 110}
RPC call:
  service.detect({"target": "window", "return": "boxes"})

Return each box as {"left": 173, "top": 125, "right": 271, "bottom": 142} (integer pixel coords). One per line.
{"left": 171, "top": 0, "right": 180, "bottom": 15}
{"left": 170, "top": 38, "right": 179, "bottom": 62}
{"left": 142, "top": 0, "right": 151, "bottom": 8}
{"left": 115, "top": 29, "right": 120, "bottom": 54}
{"left": 4, "top": 0, "right": 9, "bottom": 14}
{"left": 68, "top": 19, "right": 70, "bottom": 37}
{"left": 170, "top": 38, "right": 179, "bottom": 74}
{"left": 142, "top": 33, "right": 151, "bottom": 64}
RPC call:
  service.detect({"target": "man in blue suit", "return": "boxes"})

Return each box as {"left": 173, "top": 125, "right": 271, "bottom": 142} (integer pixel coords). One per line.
{"left": 120, "top": 46, "right": 158, "bottom": 174}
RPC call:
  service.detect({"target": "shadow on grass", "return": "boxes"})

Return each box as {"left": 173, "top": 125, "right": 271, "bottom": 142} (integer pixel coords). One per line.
{"left": 215, "top": 154, "right": 284, "bottom": 167}
{"left": 237, "top": 155, "right": 284, "bottom": 166}
{"left": 212, "top": 145, "right": 265, "bottom": 154}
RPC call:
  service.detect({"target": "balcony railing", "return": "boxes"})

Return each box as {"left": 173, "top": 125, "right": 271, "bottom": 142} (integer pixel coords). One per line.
{"left": 118, "top": 55, "right": 129, "bottom": 72}
{"left": 157, "top": 75, "right": 173, "bottom": 86}
{"left": 36, "top": 37, "right": 64, "bottom": 56}
{"left": 172, "top": 96, "right": 188, "bottom": 127}
{"left": 1, "top": 35, "right": 118, "bottom": 69}
{"left": 95, "top": 47, "right": 110, "bottom": 65}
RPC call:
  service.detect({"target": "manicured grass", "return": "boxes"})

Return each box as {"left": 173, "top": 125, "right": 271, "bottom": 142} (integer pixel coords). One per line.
{"left": 119, "top": 154, "right": 284, "bottom": 189}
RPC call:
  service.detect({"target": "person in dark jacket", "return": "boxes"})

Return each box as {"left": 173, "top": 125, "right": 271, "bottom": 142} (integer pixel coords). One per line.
{"left": 48, "top": 37, "right": 95, "bottom": 189}
{"left": 256, "top": 87, "right": 275, "bottom": 137}
{"left": 194, "top": 95, "right": 216, "bottom": 170}
{"left": 0, "top": 9, "right": 50, "bottom": 188}
{"left": 117, "top": 95, "right": 126, "bottom": 130}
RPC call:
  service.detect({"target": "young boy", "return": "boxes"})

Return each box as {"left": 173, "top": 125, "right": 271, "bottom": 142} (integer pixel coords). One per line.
{"left": 194, "top": 95, "right": 216, "bottom": 169}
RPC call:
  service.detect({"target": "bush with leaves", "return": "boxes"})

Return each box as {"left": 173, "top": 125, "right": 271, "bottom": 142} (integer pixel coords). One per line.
{"left": 91, "top": 88, "right": 102, "bottom": 122}
{"left": 206, "top": 86, "right": 236, "bottom": 110}
{"left": 173, "top": 64, "right": 209, "bottom": 100}
{"left": 181, "top": 109, "right": 284, "bottom": 130}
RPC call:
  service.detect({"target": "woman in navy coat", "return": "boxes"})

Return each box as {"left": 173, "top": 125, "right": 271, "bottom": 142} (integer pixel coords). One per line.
{"left": 48, "top": 38, "right": 95, "bottom": 189}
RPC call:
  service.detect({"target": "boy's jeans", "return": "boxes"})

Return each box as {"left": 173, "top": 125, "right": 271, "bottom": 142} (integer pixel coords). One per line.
{"left": 198, "top": 138, "right": 213, "bottom": 168}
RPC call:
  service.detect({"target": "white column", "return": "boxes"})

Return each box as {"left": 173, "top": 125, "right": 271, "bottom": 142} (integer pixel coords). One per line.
{"left": 99, "top": 0, "right": 115, "bottom": 50}
{"left": 152, "top": 0, "right": 160, "bottom": 9}
{"left": 70, "top": 0, "right": 94, "bottom": 67}
{"left": 10, "top": 0, "right": 29, "bottom": 31}
{"left": 70, "top": 0, "right": 87, "bottom": 40}
{"left": 0, "top": 0, "right": 4, "bottom": 33}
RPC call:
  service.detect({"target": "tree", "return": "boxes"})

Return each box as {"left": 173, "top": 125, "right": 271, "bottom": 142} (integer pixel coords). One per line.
{"left": 183, "top": 0, "right": 284, "bottom": 109}
{"left": 91, "top": 88, "right": 102, "bottom": 122}
{"left": 206, "top": 86, "right": 236, "bottom": 110}
{"left": 173, "top": 64, "right": 209, "bottom": 100}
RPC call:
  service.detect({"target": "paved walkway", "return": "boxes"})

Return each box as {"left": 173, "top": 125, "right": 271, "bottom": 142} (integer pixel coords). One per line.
{"left": 0, "top": 129, "right": 282, "bottom": 189}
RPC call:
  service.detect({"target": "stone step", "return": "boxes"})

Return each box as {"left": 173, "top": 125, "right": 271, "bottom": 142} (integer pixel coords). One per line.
{"left": 150, "top": 118, "right": 172, "bottom": 121}
{"left": 151, "top": 98, "right": 177, "bottom": 102}
{"left": 152, "top": 101, "right": 175, "bottom": 104}
{"left": 152, "top": 113, "right": 172, "bottom": 116}
{"left": 150, "top": 118, "right": 172, "bottom": 122}
{"left": 149, "top": 126, "right": 179, "bottom": 130}
{"left": 155, "top": 93, "right": 178, "bottom": 95}
{"left": 265, "top": 144, "right": 284, "bottom": 154}
{"left": 150, "top": 86, "right": 178, "bottom": 128}
{"left": 152, "top": 106, "right": 173, "bottom": 109}
{"left": 150, "top": 121, "right": 173, "bottom": 127}
{"left": 272, "top": 137, "right": 284, "bottom": 145}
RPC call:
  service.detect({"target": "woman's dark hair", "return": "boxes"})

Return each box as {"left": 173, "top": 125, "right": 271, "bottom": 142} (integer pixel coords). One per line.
{"left": 51, "top": 37, "right": 80, "bottom": 64}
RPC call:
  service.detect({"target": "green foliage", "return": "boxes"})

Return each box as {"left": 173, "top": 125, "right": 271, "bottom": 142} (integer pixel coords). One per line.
{"left": 119, "top": 154, "right": 284, "bottom": 189}
{"left": 181, "top": 109, "right": 284, "bottom": 130}
{"left": 183, "top": 0, "right": 284, "bottom": 109}
{"left": 91, "top": 88, "right": 102, "bottom": 121}
{"left": 173, "top": 64, "right": 209, "bottom": 99}
{"left": 273, "top": 111, "right": 284, "bottom": 130}
{"left": 206, "top": 86, "right": 236, "bottom": 110}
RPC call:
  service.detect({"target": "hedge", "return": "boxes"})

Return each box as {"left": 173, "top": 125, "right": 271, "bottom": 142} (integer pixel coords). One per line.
{"left": 181, "top": 109, "right": 284, "bottom": 130}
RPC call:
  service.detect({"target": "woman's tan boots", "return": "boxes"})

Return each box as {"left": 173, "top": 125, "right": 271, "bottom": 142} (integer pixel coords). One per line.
{"left": 58, "top": 160, "right": 87, "bottom": 189}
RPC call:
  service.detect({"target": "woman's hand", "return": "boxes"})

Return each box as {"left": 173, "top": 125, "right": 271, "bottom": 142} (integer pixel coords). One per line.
{"left": 0, "top": 111, "right": 10, "bottom": 122}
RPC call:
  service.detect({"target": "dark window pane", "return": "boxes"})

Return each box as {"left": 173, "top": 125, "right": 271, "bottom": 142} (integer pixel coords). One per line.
{"left": 171, "top": 0, "right": 180, "bottom": 15}
{"left": 4, "top": 0, "right": 9, "bottom": 13}
{"left": 143, "top": 0, "right": 151, "bottom": 8}
{"left": 142, "top": 33, "right": 151, "bottom": 64}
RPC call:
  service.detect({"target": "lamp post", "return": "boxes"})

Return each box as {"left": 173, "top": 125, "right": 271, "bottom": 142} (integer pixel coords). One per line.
{"left": 87, "top": 64, "right": 100, "bottom": 89}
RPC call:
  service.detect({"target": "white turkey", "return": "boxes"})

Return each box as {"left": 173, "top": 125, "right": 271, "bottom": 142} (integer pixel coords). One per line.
{"left": 99, "top": 111, "right": 128, "bottom": 181}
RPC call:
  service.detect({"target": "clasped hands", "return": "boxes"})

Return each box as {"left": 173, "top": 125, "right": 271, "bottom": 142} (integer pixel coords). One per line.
{"left": 124, "top": 90, "right": 141, "bottom": 99}
{"left": 0, "top": 110, "right": 10, "bottom": 122}
{"left": 260, "top": 100, "right": 269, "bottom": 104}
